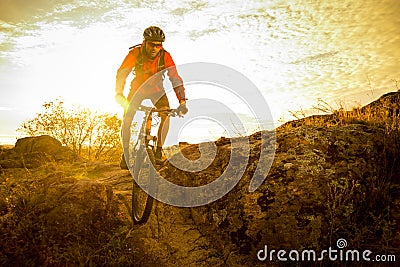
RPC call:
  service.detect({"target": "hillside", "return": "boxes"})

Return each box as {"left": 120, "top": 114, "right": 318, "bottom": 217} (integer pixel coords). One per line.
{"left": 1, "top": 92, "right": 399, "bottom": 266}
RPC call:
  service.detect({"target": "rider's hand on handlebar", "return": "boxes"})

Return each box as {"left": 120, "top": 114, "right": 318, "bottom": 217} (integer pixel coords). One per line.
{"left": 115, "top": 93, "right": 129, "bottom": 111}
{"left": 177, "top": 99, "right": 188, "bottom": 116}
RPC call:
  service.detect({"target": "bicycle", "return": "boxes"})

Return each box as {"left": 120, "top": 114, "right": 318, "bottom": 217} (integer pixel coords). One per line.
{"left": 122, "top": 104, "right": 179, "bottom": 225}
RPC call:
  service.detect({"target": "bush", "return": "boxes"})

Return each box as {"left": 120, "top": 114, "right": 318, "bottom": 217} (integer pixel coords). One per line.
{"left": 18, "top": 99, "right": 122, "bottom": 162}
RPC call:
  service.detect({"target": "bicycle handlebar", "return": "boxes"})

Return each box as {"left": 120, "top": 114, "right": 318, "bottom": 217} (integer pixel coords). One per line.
{"left": 137, "top": 105, "right": 179, "bottom": 117}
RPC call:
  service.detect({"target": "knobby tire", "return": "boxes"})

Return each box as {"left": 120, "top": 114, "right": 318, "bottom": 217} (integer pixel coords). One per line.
{"left": 131, "top": 147, "right": 156, "bottom": 225}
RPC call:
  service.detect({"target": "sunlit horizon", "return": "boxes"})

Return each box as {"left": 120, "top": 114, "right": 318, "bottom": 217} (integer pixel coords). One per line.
{"left": 1, "top": 0, "right": 399, "bottom": 145}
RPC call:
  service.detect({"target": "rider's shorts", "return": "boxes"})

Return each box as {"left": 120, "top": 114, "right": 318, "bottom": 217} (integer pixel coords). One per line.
{"left": 150, "top": 93, "right": 170, "bottom": 110}
{"left": 126, "top": 90, "right": 170, "bottom": 117}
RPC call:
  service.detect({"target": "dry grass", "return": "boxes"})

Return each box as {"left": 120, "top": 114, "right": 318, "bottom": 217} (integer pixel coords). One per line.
{"left": 0, "top": 163, "right": 147, "bottom": 266}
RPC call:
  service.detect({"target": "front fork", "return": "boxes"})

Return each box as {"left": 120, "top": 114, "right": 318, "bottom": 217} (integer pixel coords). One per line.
{"left": 145, "top": 113, "right": 157, "bottom": 149}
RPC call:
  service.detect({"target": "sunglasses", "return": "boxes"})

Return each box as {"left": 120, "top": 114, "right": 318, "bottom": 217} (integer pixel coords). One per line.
{"left": 147, "top": 42, "right": 163, "bottom": 48}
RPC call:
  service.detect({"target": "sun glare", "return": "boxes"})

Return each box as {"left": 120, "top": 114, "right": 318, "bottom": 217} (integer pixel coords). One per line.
{"left": 15, "top": 22, "right": 124, "bottom": 115}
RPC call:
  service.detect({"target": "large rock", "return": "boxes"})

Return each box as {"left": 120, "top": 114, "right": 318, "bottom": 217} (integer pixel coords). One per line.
{"left": 154, "top": 123, "right": 399, "bottom": 265}
{"left": 151, "top": 93, "right": 400, "bottom": 265}
{"left": 14, "top": 135, "right": 76, "bottom": 161}
{"left": 0, "top": 135, "right": 77, "bottom": 169}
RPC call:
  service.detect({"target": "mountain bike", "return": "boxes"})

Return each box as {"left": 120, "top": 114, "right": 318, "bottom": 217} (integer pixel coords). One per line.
{"left": 122, "top": 104, "right": 179, "bottom": 225}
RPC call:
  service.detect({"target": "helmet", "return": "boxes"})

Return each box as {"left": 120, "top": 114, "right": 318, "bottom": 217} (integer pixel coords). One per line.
{"left": 143, "top": 26, "right": 165, "bottom": 42}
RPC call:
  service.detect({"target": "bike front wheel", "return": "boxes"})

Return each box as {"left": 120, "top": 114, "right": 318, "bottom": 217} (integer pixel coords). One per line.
{"left": 132, "top": 147, "right": 156, "bottom": 225}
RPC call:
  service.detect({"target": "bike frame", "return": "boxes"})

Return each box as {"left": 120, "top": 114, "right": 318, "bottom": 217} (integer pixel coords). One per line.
{"left": 132, "top": 105, "right": 177, "bottom": 156}
{"left": 127, "top": 104, "right": 178, "bottom": 224}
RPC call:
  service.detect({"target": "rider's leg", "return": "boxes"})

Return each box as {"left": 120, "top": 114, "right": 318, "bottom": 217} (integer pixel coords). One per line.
{"left": 120, "top": 91, "right": 144, "bottom": 169}
{"left": 154, "top": 111, "right": 169, "bottom": 163}
{"left": 145, "top": 114, "right": 152, "bottom": 136}
{"left": 152, "top": 94, "right": 170, "bottom": 162}
{"left": 157, "top": 112, "right": 170, "bottom": 148}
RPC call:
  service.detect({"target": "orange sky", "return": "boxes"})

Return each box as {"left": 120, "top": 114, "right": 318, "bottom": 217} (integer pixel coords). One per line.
{"left": 1, "top": 0, "right": 399, "bottom": 145}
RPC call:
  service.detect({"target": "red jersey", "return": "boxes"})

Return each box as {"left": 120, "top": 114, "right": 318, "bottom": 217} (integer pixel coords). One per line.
{"left": 115, "top": 43, "right": 185, "bottom": 101}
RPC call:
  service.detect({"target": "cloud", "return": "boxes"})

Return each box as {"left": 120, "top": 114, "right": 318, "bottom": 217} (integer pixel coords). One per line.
{"left": 0, "top": 107, "right": 15, "bottom": 111}
{"left": 0, "top": 20, "right": 15, "bottom": 30}
{"left": 0, "top": 0, "right": 60, "bottom": 23}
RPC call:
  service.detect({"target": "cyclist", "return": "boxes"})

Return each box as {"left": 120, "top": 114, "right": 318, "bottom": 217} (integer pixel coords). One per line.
{"left": 115, "top": 26, "right": 188, "bottom": 167}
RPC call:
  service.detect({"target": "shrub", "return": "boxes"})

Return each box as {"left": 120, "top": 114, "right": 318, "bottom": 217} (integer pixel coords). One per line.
{"left": 18, "top": 99, "right": 122, "bottom": 162}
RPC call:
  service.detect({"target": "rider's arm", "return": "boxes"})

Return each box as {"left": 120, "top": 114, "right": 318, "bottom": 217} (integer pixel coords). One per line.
{"left": 115, "top": 49, "right": 138, "bottom": 95}
{"left": 164, "top": 52, "right": 186, "bottom": 102}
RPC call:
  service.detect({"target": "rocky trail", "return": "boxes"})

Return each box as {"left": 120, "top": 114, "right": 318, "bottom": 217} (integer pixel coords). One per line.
{"left": 96, "top": 164, "right": 229, "bottom": 266}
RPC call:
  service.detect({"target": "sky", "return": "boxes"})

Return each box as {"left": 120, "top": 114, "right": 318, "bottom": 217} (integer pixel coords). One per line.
{"left": 0, "top": 0, "right": 259, "bottom": 145}
{"left": 1, "top": 0, "right": 399, "bottom": 145}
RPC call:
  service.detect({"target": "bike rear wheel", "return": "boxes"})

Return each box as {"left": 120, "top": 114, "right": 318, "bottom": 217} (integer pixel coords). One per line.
{"left": 132, "top": 147, "right": 156, "bottom": 225}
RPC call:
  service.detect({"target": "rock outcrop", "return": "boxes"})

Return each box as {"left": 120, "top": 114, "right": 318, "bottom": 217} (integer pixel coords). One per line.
{"left": 0, "top": 135, "right": 77, "bottom": 169}
{"left": 142, "top": 122, "right": 398, "bottom": 265}
{"left": 138, "top": 92, "right": 400, "bottom": 265}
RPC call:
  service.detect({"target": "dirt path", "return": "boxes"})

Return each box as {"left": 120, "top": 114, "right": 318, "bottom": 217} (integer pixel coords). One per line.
{"left": 97, "top": 165, "right": 226, "bottom": 266}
